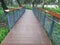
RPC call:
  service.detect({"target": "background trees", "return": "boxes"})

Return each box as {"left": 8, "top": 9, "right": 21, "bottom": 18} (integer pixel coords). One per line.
{"left": 0, "top": 0, "right": 60, "bottom": 10}
{"left": 0, "top": 0, "right": 8, "bottom": 10}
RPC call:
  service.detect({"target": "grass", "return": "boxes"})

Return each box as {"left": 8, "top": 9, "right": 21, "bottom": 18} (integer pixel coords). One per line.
{"left": 0, "top": 26, "right": 9, "bottom": 43}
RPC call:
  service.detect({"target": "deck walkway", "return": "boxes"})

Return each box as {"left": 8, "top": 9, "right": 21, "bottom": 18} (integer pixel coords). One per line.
{"left": 1, "top": 10, "right": 52, "bottom": 45}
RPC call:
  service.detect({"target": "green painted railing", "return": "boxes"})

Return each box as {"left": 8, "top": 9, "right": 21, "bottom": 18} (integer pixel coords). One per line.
{"left": 5, "top": 7, "right": 25, "bottom": 30}
{"left": 33, "top": 8, "right": 60, "bottom": 45}
{"left": 0, "top": 7, "right": 25, "bottom": 43}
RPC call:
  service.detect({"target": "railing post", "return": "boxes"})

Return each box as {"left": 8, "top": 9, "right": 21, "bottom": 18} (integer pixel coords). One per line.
{"left": 11, "top": 12, "right": 14, "bottom": 28}
{"left": 6, "top": 13, "right": 11, "bottom": 30}
{"left": 39, "top": 10, "right": 42, "bottom": 20}
{"left": 15, "top": 10, "right": 18, "bottom": 22}
{"left": 17, "top": 10, "right": 18, "bottom": 18}
{"left": 38, "top": 10, "right": 40, "bottom": 20}
{"left": 18, "top": 9, "right": 20, "bottom": 18}
{"left": 14, "top": 10, "right": 17, "bottom": 23}
{"left": 13, "top": 10, "right": 16, "bottom": 24}
{"left": 43, "top": 12, "right": 46, "bottom": 27}
{"left": 19, "top": 9, "right": 21, "bottom": 17}
{"left": 49, "top": 16, "right": 55, "bottom": 37}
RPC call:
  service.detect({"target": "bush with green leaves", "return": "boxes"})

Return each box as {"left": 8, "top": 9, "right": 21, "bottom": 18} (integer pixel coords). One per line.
{"left": 0, "top": 26, "right": 9, "bottom": 43}
{"left": 0, "top": 7, "right": 7, "bottom": 23}
{"left": 44, "top": 7, "right": 60, "bottom": 14}
{"left": 24, "top": 6, "right": 32, "bottom": 10}
{"left": 0, "top": 6, "right": 9, "bottom": 43}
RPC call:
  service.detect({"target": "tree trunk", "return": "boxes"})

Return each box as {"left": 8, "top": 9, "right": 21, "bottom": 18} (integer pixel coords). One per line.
{"left": 41, "top": 0, "right": 45, "bottom": 8}
{"left": 0, "top": 0, "right": 8, "bottom": 10}
{"left": 32, "top": 1, "right": 34, "bottom": 7}
{"left": 9, "top": 0, "right": 13, "bottom": 6}
{"left": 16, "top": 0, "right": 21, "bottom": 7}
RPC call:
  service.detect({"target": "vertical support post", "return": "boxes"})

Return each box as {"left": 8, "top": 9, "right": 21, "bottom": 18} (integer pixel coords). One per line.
{"left": 19, "top": 9, "right": 21, "bottom": 17}
{"left": 38, "top": 10, "right": 41, "bottom": 20}
{"left": 49, "top": 16, "right": 55, "bottom": 37}
{"left": 18, "top": 10, "right": 19, "bottom": 19}
{"left": 6, "top": 13, "right": 11, "bottom": 30}
{"left": 43, "top": 12, "right": 46, "bottom": 27}
{"left": 13, "top": 10, "right": 16, "bottom": 24}
{"left": 18, "top": 9, "right": 20, "bottom": 17}
{"left": 39, "top": 10, "right": 42, "bottom": 20}
{"left": 16, "top": 10, "right": 18, "bottom": 19}
{"left": 14, "top": 10, "right": 17, "bottom": 23}
{"left": 17, "top": 10, "right": 19, "bottom": 20}
{"left": 37, "top": 10, "right": 39, "bottom": 18}
{"left": 40, "top": 11, "right": 43, "bottom": 22}
{"left": 11, "top": 12, "right": 14, "bottom": 27}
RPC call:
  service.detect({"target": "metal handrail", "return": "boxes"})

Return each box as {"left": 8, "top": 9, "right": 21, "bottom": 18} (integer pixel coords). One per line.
{"left": 37, "top": 8, "right": 60, "bottom": 19}
{"left": 0, "top": 7, "right": 25, "bottom": 43}
{"left": 33, "top": 8, "right": 60, "bottom": 45}
{"left": 5, "top": 7, "right": 25, "bottom": 30}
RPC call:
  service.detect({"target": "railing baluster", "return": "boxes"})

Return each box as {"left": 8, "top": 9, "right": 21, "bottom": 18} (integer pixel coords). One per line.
{"left": 13, "top": 10, "right": 16, "bottom": 24}
{"left": 43, "top": 12, "right": 46, "bottom": 27}
{"left": 49, "top": 17, "right": 55, "bottom": 37}
{"left": 6, "top": 13, "right": 11, "bottom": 30}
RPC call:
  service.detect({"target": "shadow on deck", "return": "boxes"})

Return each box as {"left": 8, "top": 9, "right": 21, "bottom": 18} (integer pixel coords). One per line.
{"left": 1, "top": 10, "right": 52, "bottom": 45}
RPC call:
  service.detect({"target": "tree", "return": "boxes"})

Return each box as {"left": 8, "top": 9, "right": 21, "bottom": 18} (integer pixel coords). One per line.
{"left": 32, "top": 0, "right": 35, "bottom": 7}
{"left": 57, "top": 0, "right": 60, "bottom": 7}
{"left": 0, "top": 0, "right": 8, "bottom": 10}
{"left": 16, "top": 0, "right": 21, "bottom": 6}
{"left": 9, "top": 0, "right": 13, "bottom": 6}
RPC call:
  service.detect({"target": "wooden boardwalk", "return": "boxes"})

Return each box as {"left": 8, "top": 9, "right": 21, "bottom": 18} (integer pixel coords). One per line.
{"left": 1, "top": 10, "right": 52, "bottom": 45}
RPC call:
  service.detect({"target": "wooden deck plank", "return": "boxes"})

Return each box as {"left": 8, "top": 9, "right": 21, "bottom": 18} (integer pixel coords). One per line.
{"left": 1, "top": 10, "right": 52, "bottom": 45}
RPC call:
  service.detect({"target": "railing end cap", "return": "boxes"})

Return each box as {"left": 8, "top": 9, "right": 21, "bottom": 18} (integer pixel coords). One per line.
{"left": 5, "top": 9, "right": 10, "bottom": 13}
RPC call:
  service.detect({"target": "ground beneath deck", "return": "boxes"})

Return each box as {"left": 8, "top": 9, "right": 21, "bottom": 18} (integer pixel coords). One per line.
{"left": 1, "top": 10, "right": 51, "bottom": 45}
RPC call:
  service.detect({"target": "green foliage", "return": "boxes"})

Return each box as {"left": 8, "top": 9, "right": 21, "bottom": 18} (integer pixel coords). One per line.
{"left": 24, "top": 0, "right": 32, "bottom": 4}
{"left": 34, "top": 0, "right": 40, "bottom": 4}
{"left": 0, "top": 7, "right": 7, "bottom": 23}
{"left": 51, "top": 23, "right": 60, "bottom": 45}
{"left": 24, "top": 6, "right": 32, "bottom": 10}
{"left": 44, "top": 7, "right": 60, "bottom": 14}
{"left": 0, "top": 6, "right": 9, "bottom": 43}
{"left": 0, "top": 26, "right": 9, "bottom": 43}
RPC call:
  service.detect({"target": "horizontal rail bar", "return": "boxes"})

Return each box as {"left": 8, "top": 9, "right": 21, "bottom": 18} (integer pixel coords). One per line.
{"left": 37, "top": 8, "right": 60, "bottom": 19}
{"left": 4, "top": 7, "right": 22, "bottom": 13}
